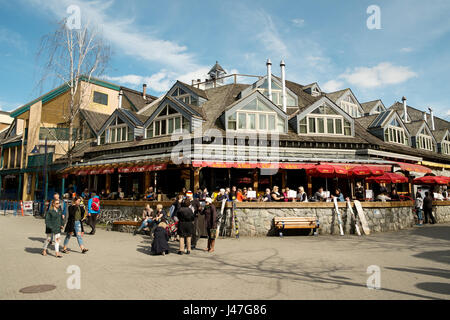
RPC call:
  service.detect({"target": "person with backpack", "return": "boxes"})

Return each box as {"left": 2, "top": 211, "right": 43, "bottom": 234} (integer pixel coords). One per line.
{"left": 87, "top": 192, "right": 101, "bottom": 235}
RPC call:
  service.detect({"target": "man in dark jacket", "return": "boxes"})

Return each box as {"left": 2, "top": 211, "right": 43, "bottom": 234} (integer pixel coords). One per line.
{"left": 202, "top": 198, "right": 217, "bottom": 252}
{"left": 186, "top": 191, "right": 202, "bottom": 249}
{"left": 423, "top": 192, "right": 436, "bottom": 224}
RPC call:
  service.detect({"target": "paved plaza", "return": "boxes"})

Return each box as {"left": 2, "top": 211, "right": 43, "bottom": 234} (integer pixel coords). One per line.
{"left": 0, "top": 214, "right": 449, "bottom": 300}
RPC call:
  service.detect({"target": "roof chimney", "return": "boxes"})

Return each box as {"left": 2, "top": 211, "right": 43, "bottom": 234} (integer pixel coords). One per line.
{"left": 118, "top": 89, "right": 123, "bottom": 109}
{"left": 266, "top": 59, "right": 272, "bottom": 102}
{"left": 143, "top": 84, "right": 147, "bottom": 98}
{"left": 423, "top": 112, "right": 427, "bottom": 122}
{"left": 402, "top": 96, "right": 408, "bottom": 123}
{"left": 429, "top": 107, "right": 435, "bottom": 130}
{"left": 280, "top": 59, "right": 286, "bottom": 113}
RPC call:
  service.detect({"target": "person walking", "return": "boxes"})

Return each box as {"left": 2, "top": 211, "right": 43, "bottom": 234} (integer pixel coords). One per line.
{"left": 414, "top": 192, "right": 424, "bottom": 226}
{"left": 86, "top": 192, "right": 101, "bottom": 235}
{"left": 61, "top": 196, "right": 88, "bottom": 254}
{"left": 177, "top": 199, "right": 195, "bottom": 255}
{"left": 202, "top": 197, "right": 217, "bottom": 253}
{"left": 423, "top": 192, "right": 436, "bottom": 224}
{"left": 42, "top": 200, "right": 64, "bottom": 257}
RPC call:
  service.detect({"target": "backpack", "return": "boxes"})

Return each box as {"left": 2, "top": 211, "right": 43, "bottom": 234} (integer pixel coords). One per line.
{"left": 90, "top": 197, "right": 100, "bottom": 212}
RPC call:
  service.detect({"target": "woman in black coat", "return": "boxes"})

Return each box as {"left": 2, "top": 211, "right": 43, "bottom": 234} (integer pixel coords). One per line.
{"left": 61, "top": 196, "right": 88, "bottom": 254}
{"left": 176, "top": 199, "right": 195, "bottom": 255}
{"left": 151, "top": 222, "right": 169, "bottom": 255}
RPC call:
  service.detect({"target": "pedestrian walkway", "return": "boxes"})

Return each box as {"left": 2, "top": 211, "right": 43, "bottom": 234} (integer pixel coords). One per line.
{"left": 0, "top": 215, "right": 449, "bottom": 300}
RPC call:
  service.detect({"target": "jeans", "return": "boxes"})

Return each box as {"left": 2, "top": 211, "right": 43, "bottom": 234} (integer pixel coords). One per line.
{"left": 416, "top": 208, "right": 423, "bottom": 222}
{"left": 64, "top": 221, "right": 84, "bottom": 247}
{"left": 44, "top": 233, "right": 61, "bottom": 252}
{"left": 137, "top": 219, "right": 152, "bottom": 231}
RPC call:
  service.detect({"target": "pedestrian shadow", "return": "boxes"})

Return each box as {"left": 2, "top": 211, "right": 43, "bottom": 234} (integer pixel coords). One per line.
{"left": 28, "top": 237, "right": 46, "bottom": 243}
{"left": 24, "top": 247, "right": 44, "bottom": 255}
{"left": 416, "top": 282, "right": 450, "bottom": 295}
{"left": 386, "top": 266, "right": 450, "bottom": 280}
{"left": 413, "top": 250, "right": 450, "bottom": 265}
{"left": 410, "top": 225, "right": 450, "bottom": 242}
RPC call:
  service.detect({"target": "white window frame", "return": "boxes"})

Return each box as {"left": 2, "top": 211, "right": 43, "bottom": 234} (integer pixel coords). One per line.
{"left": 146, "top": 105, "right": 184, "bottom": 138}
{"left": 384, "top": 125, "right": 408, "bottom": 146}
{"left": 417, "top": 130, "right": 435, "bottom": 152}
{"left": 299, "top": 114, "right": 351, "bottom": 136}
{"left": 340, "top": 100, "right": 361, "bottom": 118}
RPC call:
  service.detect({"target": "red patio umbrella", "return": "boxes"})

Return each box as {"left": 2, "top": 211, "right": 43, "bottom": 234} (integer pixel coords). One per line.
{"left": 306, "top": 164, "right": 348, "bottom": 178}
{"left": 412, "top": 175, "right": 449, "bottom": 185}
{"left": 349, "top": 165, "right": 384, "bottom": 177}
{"left": 366, "top": 172, "right": 408, "bottom": 184}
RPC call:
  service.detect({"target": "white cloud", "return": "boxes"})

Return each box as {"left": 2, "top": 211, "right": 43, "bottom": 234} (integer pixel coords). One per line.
{"left": 26, "top": 0, "right": 199, "bottom": 70}
{"left": 291, "top": 18, "right": 305, "bottom": 27}
{"left": 256, "top": 11, "right": 290, "bottom": 59}
{"left": 400, "top": 47, "right": 414, "bottom": 53}
{"left": 338, "top": 62, "right": 417, "bottom": 89}
{"left": 322, "top": 80, "right": 345, "bottom": 92}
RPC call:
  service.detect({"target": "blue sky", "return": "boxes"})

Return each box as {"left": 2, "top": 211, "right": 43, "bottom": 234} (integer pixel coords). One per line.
{"left": 0, "top": 0, "right": 449, "bottom": 119}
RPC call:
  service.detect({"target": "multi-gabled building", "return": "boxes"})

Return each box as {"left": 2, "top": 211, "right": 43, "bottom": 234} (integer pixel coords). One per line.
{"left": 56, "top": 61, "right": 449, "bottom": 200}
{"left": 1, "top": 61, "right": 449, "bottom": 201}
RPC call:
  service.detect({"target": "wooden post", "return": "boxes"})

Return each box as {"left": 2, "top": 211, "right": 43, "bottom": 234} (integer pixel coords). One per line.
{"left": 281, "top": 169, "right": 287, "bottom": 189}
{"left": 307, "top": 175, "right": 312, "bottom": 196}
{"left": 105, "top": 174, "right": 111, "bottom": 194}
{"left": 144, "top": 171, "right": 151, "bottom": 192}
{"left": 193, "top": 167, "right": 201, "bottom": 192}
{"left": 253, "top": 169, "right": 258, "bottom": 192}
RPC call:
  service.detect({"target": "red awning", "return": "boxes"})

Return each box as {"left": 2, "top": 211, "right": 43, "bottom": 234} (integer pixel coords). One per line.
{"left": 321, "top": 162, "right": 391, "bottom": 172}
{"left": 88, "top": 169, "right": 102, "bottom": 175}
{"left": 395, "top": 162, "right": 431, "bottom": 173}
{"left": 100, "top": 168, "right": 115, "bottom": 174}
{"left": 349, "top": 165, "right": 385, "bottom": 177}
{"left": 131, "top": 166, "right": 147, "bottom": 173}
{"left": 118, "top": 167, "right": 133, "bottom": 173}
{"left": 192, "top": 161, "right": 317, "bottom": 170}
{"left": 149, "top": 163, "right": 167, "bottom": 171}
{"left": 77, "top": 170, "right": 89, "bottom": 176}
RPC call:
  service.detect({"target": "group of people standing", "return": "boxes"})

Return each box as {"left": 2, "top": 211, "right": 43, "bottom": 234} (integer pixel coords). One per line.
{"left": 42, "top": 192, "right": 100, "bottom": 258}
{"left": 135, "top": 190, "right": 218, "bottom": 256}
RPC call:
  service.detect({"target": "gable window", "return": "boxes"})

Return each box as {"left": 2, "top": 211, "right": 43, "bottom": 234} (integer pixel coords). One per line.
{"left": 340, "top": 95, "right": 361, "bottom": 118}
{"left": 258, "top": 79, "right": 297, "bottom": 107}
{"left": 384, "top": 118, "right": 408, "bottom": 145}
{"left": 103, "top": 117, "right": 132, "bottom": 144}
{"left": 171, "top": 87, "right": 199, "bottom": 106}
{"left": 93, "top": 91, "right": 108, "bottom": 105}
{"left": 299, "top": 105, "right": 351, "bottom": 136}
{"left": 146, "top": 105, "right": 185, "bottom": 138}
{"left": 416, "top": 128, "right": 435, "bottom": 152}
{"left": 227, "top": 98, "right": 285, "bottom": 133}
{"left": 442, "top": 132, "right": 450, "bottom": 155}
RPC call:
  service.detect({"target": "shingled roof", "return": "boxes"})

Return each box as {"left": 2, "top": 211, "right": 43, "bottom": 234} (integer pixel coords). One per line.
{"left": 80, "top": 109, "right": 111, "bottom": 133}
{"left": 389, "top": 102, "right": 450, "bottom": 131}
{"left": 121, "top": 87, "right": 157, "bottom": 112}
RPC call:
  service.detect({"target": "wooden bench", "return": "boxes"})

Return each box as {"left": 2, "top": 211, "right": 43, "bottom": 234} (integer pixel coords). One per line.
{"left": 274, "top": 217, "right": 318, "bottom": 236}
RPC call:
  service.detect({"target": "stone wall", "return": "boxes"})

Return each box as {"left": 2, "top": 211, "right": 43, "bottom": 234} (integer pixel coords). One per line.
{"left": 231, "top": 202, "right": 450, "bottom": 236}
{"left": 99, "top": 200, "right": 450, "bottom": 236}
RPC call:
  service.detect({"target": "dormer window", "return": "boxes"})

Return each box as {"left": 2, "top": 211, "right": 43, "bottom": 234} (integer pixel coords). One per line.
{"left": 171, "top": 87, "right": 199, "bottom": 106}
{"left": 100, "top": 117, "right": 133, "bottom": 144}
{"left": 416, "top": 128, "right": 435, "bottom": 152}
{"left": 145, "top": 105, "right": 188, "bottom": 138}
{"left": 340, "top": 95, "right": 361, "bottom": 118}
{"left": 93, "top": 91, "right": 108, "bottom": 106}
{"left": 384, "top": 118, "right": 408, "bottom": 145}
{"left": 226, "top": 96, "right": 286, "bottom": 133}
{"left": 298, "top": 105, "right": 351, "bottom": 136}
{"left": 442, "top": 132, "right": 450, "bottom": 155}
{"left": 257, "top": 79, "right": 297, "bottom": 107}
{"left": 311, "top": 87, "right": 321, "bottom": 96}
